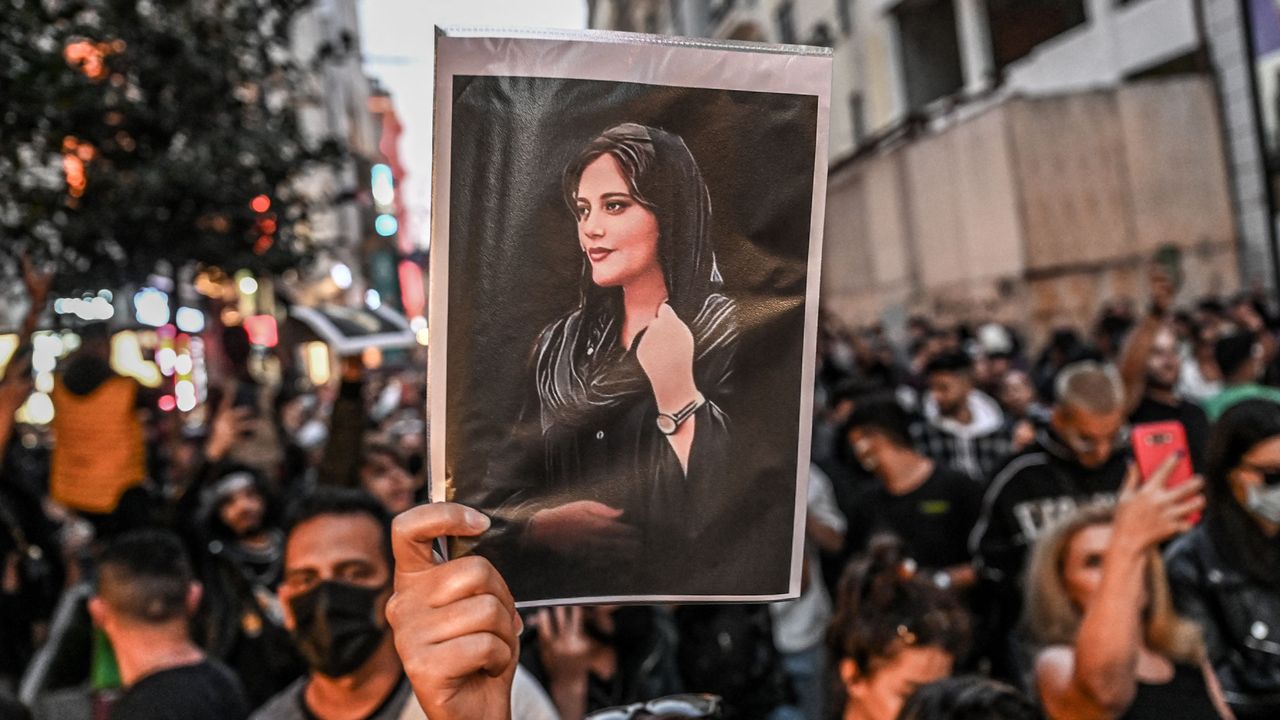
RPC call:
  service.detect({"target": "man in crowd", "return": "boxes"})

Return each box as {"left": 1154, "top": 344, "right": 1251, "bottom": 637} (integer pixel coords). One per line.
{"left": 1205, "top": 329, "right": 1280, "bottom": 420}
{"left": 970, "top": 360, "right": 1131, "bottom": 680}
{"left": 90, "top": 529, "right": 250, "bottom": 720}
{"left": 254, "top": 487, "right": 556, "bottom": 720}
{"left": 1119, "top": 270, "right": 1211, "bottom": 471}
{"left": 49, "top": 321, "right": 149, "bottom": 537}
{"left": 912, "top": 351, "right": 1013, "bottom": 484}
{"left": 188, "top": 467, "right": 303, "bottom": 707}
{"left": 843, "top": 394, "right": 981, "bottom": 591}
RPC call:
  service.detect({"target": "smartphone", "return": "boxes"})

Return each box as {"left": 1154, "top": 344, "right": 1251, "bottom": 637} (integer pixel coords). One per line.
{"left": 1132, "top": 421, "right": 1199, "bottom": 524}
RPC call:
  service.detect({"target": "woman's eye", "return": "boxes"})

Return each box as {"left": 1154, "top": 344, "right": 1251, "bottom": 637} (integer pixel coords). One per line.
{"left": 605, "top": 201, "right": 628, "bottom": 213}
{"left": 576, "top": 206, "right": 589, "bottom": 220}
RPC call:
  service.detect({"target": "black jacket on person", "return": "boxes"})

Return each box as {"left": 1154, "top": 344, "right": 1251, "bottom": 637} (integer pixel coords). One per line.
{"left": 1166, "top": 524, "right": 1280, "bottom": 720}
{"left": 969, "top": 427, "right": 1127, "bottom": 682}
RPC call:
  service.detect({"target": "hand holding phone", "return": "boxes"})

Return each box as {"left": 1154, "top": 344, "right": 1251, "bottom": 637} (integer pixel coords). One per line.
{"left": 1132, "top": 421, "right": 1200, "bottom": 524}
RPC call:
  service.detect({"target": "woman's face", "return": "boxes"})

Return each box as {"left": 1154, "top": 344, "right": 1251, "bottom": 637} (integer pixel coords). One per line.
{"left": 360, "top": 452, "right": 417, "bottom": 516}
{"left": 1229, "top": 434, "right": 1280, "bottom": 532}
{"left": 842, "top": 646, "right": 954, "bottom": 720}
{"left": 574, "top": 154, "right": 662, "bottom": 289}
{"left": 1061, "top": 523, "right": 1147, "bottom": 611}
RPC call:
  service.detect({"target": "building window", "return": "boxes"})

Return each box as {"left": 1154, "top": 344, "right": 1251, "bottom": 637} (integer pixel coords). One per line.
{"left": 985, "top": 0, "right": 1087, "bottom": 72}
{"left": 894, "top": 0, "right": 965, "bottom": 111}
{"left": 776, "top": 1, "right": 797, "bottom": 44}
{"left": 837, "top": 0, "right": 853, "bottom": 35}
{"left": 850, "top": 92, "right": 866, "bottom": 146}
{"left": 809, "top": 21, "right": 835, "bottom": 48}
{"left": 710, "top": 0, "right": 736, "bottom": 27}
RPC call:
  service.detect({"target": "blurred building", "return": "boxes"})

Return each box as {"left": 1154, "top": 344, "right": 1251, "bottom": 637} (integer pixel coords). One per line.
{"left": 591, "top": 0, "right": 1272, "bottom": 343}
{"left": 289, "top": 0, "right": 382, "bottom": 307}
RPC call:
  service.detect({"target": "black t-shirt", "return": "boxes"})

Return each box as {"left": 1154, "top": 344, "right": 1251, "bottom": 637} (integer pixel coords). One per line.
{"left": 1130, "top": 395, "right": 1211, "bottom": 473}
{"left": 110, "top": 659, "right": 250, "bottom": 720}
{"left": 845, "top": 466, "right": 982, "bottom": 570}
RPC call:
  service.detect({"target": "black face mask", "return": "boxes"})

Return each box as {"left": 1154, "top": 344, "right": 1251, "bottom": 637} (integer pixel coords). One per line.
{"left": 288, "top": 581, "right": 388, "bottom": 678}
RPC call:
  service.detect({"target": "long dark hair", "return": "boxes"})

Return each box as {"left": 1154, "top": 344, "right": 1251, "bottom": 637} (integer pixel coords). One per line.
{"left": 827, "top": 536, "right": 971, "bottom": 716}
{"left": 1203, "top": 399, "right": 1280, "bottom": 590}
{"left": 562, "top": 123, "right": 723, "bottom": 324}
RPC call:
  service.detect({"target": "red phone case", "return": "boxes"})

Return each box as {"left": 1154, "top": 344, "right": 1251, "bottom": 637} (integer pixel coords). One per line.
{"left": 1131, "top": 421, "right": 1200, "bottom": 524}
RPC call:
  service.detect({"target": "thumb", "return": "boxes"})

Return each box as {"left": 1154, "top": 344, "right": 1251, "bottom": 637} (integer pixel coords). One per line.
{"left": 586, "top": 503, "right": 625, "bottom": 519}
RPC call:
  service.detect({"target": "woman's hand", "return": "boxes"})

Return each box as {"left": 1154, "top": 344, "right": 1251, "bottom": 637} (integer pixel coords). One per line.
{"left": 636, "top": 303, "right": 697, "bottom": 413}
{"left": 529, "top": 501, "right": 639, "bottom": 556}
{"left": 535, "top": 605, "right": 594, "bottom": 720}
{"left": 387, "top": 503, "right": 520, "bottom": 720}
{"left": 1112, "top": 453, "right": 1205, "bottom": 554}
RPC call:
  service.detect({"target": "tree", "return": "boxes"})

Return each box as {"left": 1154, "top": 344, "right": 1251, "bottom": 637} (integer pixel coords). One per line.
{"left": 0, "top": 0, "right": 349, "bottom": 299}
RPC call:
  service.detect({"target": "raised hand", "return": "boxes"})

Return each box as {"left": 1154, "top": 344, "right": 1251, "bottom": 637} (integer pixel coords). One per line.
{"left": 528, "top": 501, "right": 640, "bottom": 557}
{"left": 386, "top": 503, "right": 521, "bottom": 720}
{"left": 1113, "top": 453, "right": 1204, "bottom": 552}
{"left": 535, "top": 606, "right": 594, "bottom": 720}
{"left": 636, "top": 303, "right": 698, "bottom": 412}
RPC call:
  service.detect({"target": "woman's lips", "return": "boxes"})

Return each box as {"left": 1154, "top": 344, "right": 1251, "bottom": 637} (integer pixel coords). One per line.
{"left": 587, "top": 248, "right": 613, "bottom": 262}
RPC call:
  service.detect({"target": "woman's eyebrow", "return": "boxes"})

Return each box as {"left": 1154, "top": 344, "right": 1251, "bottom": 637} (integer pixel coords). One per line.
{"left": 600, "top": 192, "right": 632, "bottom": 201}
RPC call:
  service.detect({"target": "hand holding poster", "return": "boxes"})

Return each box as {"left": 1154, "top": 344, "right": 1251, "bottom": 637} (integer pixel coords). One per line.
{"left": 430, "top": 28, "right": 831, "bottom": 605}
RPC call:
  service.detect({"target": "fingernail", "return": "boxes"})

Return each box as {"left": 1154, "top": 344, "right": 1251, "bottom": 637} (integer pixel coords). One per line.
{"left": 464, "top": 508, "right": 491, "bottom": 531}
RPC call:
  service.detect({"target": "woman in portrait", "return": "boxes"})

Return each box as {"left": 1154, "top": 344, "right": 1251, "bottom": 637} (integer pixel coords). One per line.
{"left": 472, "top": 122, "right": 739, "bottom": 600}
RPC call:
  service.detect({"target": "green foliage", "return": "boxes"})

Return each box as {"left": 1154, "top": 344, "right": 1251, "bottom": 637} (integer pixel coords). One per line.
{"left": 0, "top": 0, "right": 349, "bottom": 295}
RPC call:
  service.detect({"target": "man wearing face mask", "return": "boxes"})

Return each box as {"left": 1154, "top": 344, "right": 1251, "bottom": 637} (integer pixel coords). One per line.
{"left": 252, "top": 487, "right": 557, "bottom": 720}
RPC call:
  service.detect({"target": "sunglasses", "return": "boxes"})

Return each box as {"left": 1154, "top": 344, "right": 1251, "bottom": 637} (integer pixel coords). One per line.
{"left": 584, "top": 694, "right": 723, "bottom": 720}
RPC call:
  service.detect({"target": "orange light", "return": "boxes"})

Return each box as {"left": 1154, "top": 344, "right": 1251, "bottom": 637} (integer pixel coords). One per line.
{"left": 253, "top": 235, "right": 273, "bottom": 255}
{"left": 259, "top": 218, "right": 276, "bottom": 234}
{"left": 250, "top": 195, "right": 271, "bottom": 213}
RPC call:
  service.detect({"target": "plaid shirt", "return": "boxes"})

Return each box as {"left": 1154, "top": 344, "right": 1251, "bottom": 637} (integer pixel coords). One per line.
{"left": 911, "top": 417, "right": 1014, "bottom": 486}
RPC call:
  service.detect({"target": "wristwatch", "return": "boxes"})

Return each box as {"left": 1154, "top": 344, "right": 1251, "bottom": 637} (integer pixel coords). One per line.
{"left": 656, "top": 393, "right": 705, "bottom": 435}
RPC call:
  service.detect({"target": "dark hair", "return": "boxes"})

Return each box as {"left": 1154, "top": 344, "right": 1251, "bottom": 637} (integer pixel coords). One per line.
{"left": 222, "top": 324, "right": 253, "bottom": 370}
{"left": 898, "top": 676, "right": 1042, "bottom": 720}
{"left": 924, "top": 351, "right": 974, "bottom": 378}
{"left": 284, "top": 487, "right": 395, "bottom": 570}
{"left": 843, "top": 393, "right": 913, "bottom": 450}
{"left": 1206, "top": 399, "right": 1280, "bottom": 498}
{"left": 1214, "top": 331, "right": 1258, "bottom": 379}
{"left": 828, "top": 536, "right": 970, "bottom": 677}
{"left": 80, "top": 321, "right": 111, "bottom": 343}
{"left": 561, "top": 123, "right": 721, "bottom": 323}
{"left": 1203, "top": 399, "right": 1280, "bottom": 591}
{"left": 96, "top": 529, "right": 194, "bottom": 623}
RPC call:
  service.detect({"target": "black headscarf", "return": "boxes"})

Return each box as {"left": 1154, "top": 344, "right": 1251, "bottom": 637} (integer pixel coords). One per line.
{"left": 1203, "top": 399, "right": 1280, "bottom": 591}
{"left": 538, "top": 123, "right": 736, "bottom": 431}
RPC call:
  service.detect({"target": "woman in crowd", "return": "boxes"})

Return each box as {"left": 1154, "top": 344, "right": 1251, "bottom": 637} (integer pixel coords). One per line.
{"left": 827, "top": 536, "right": 970, "bottom": 720}
{"left": 1025, "top": 457, "right": 1231, "bottom": 720}
{"left": 1166, "top": 399, "right": 1280, "bottom": 720}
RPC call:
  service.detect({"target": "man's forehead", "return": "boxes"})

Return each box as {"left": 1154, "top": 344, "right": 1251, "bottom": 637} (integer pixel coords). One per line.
{"left": 285, "top": 514, "right": 385, "bottom": 569}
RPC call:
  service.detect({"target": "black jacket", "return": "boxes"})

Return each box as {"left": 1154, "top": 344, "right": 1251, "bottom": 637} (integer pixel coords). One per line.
{"left": 1166, "top": 526, "right": 1280, "bottom": 719}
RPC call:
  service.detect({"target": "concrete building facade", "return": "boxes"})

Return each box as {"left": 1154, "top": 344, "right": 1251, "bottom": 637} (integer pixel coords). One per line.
{"left": 590, "top": 0, "right": 1265, "bottom": 344}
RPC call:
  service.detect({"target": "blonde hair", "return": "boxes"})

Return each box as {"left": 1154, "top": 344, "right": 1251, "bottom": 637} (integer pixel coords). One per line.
{"left": 1024, "top": 503, "right": 1204, "bottom": 664}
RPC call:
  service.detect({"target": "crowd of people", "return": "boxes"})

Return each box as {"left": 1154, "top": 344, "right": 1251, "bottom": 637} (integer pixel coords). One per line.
{"left": 1, "top": 262, "right": 1279, "bottom": 720}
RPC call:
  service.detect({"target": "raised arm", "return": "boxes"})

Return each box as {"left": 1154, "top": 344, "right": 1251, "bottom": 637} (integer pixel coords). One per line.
{"left": 1118, "top": 269, "right": 1174, "bottom": 415}
{"left": 1036, "top": 457, "right": 1204, "bottom": 719}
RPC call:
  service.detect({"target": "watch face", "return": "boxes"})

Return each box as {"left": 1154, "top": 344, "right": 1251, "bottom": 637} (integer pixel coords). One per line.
{"left": 656, "top": 415, "right": 677, "bottom": 435}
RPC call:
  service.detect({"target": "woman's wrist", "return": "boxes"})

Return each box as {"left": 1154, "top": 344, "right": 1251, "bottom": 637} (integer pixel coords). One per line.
{"left": 653, "top": 377, "right": 699, "bottom": 414}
